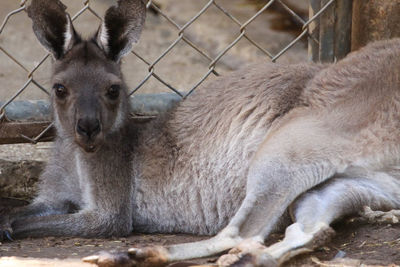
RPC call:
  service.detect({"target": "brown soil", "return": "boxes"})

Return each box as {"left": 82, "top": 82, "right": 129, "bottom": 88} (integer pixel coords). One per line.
{"left": 1, "top": 199, "right": 400, "bottom": 266}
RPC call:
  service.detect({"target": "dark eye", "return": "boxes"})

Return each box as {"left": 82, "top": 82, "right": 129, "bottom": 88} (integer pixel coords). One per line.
{"left": 106, "top": 85, "right": 120, "bottom": 100}
{"left": 53, "top": 83, "right": 68, "bottom": 99}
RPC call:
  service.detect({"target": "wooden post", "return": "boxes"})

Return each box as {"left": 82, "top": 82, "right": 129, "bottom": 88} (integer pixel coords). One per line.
{"left": 334, "top": 0, "right": 352, "bottom": 60}
{"left": 352, "top": 0, "right": 400, "bottom": 51}
{"left": 308, "top": 0, "right": 353, "bottom": 62}
{"left": 319, "top": 0, "right": 335, "bottom": 62}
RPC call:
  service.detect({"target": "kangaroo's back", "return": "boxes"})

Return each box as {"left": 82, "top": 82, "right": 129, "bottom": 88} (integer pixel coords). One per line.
{"left": 301, "top": 39, "right": 400, "bottom": 168}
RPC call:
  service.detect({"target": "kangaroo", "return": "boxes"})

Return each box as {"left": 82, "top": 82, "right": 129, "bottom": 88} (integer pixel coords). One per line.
{"left": 1, "top": 0, "right": 400, "bottom": 266}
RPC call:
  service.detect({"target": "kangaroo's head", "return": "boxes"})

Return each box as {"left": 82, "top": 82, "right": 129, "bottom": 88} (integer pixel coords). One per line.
{"left": 27, "top": 0, "right": 146, "bottom": 153}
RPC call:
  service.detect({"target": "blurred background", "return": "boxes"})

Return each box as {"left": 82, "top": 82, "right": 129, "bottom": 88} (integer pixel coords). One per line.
{"left": 0, "top": 0, "right": 309, "bottom": 102}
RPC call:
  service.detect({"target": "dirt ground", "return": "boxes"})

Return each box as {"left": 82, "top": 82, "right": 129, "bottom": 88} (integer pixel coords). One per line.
{"left": 1, "top": 198, "right": 400, "bottom": 266}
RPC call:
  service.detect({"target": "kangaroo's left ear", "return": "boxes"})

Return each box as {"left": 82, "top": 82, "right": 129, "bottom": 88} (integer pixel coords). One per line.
{"left": 96, "top": 0, "right": 146, "bottom": 62}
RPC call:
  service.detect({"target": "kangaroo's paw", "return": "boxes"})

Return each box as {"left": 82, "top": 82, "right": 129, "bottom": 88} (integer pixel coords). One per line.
{"left": 83, "top": 251, "right": 133, "bottom": 267}
{"left": 83, "top": 246, "right": 169, "bottom": 267}
{"left": 360, "top": 206, "right": 400, "bottom": 224}
{"left": 128, "top": 246, "right": 169, "bottom": 267}
{"left": 216, "top": 239, "right": 265, "bottom": 266}
{"left": 229, "top": 252, "right": 277, "bottom": 267}
{"left": 221, "top": 224, "right": 335, "bottom": 267}
{"left": 272, "top": 224, "right": 335, "bottom": 266}
{"left": 216, "top": 239, "right": 277, "bottom": 267}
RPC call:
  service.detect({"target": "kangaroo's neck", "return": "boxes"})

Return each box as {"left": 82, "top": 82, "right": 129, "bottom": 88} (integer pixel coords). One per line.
{"left": 68, "top": 122, "right": 136, "bottom": 214}
{"left": 72, "top": 121, "right": 137, "bottom": 174}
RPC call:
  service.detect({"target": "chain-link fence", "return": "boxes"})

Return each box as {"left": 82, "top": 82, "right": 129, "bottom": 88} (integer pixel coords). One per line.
{"left": 0, "top": 0, "right": 351, "bottom": 144}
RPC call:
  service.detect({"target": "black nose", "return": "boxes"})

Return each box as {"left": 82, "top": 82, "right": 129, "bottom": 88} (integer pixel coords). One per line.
{"left": 76, "top": 118, "right": 101, "bottom": 139}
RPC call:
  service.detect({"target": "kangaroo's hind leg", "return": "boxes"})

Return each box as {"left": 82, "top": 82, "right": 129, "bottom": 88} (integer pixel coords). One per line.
{"left": 230, "top": 174, "right": 400, "bottom": 266}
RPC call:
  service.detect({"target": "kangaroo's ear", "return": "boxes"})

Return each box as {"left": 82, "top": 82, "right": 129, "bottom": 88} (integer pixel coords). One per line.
{"left": 27, "top": 0, "right": 79, "bottom": 59}
{"left": 96, "top": 0, "right": 146, "bottom": 62}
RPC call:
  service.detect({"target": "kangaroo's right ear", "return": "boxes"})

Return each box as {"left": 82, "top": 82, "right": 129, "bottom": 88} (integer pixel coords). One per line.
{"left": 27, "top": 0, "right": 80, "bottom": 59}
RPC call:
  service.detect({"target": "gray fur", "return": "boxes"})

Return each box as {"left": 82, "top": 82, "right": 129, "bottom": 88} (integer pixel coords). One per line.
{"left": 2, "top": 0, "right": 400, "bottom": 265}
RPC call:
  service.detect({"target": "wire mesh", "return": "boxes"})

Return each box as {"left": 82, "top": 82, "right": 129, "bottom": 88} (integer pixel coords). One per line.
{"left": 0, "top": 0, "right": 336, "bottom": 144}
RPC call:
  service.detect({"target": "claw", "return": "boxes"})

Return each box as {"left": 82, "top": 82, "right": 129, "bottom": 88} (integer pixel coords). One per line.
{"left": 128, "top": 248, "right": 146, "bottom": 259}
{"left": 4, "top": 230, "right": 14, "bottom": 241}
{"left": 128, "top": 246, "right": 169, "bottom": 267}
{"left": 128, "top": 247, "right": 139, "bottom": 256}
{"left": 0, "top": 230, "right": 14, "bottom": 242}
{"left": 82, "top": 255, "right": 100, "bottom": 264}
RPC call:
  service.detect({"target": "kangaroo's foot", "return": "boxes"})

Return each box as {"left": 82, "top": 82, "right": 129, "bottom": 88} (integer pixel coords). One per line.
{"left": 83, "top": 251, "right": 133, "bottom": 267}
{"left": 360, "top": 206, "right": 400, "bottom": 224}
{"left": 83, "top": 246, "right": 169, "bottom": 267}
{"left": 224, "top": 223, "right": 335, "bottom": 267}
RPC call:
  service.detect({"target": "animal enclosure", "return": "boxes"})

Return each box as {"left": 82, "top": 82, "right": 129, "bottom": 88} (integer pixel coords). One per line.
{"left": 1, "top": 1, "right": 400, "bottom": 266}
{"left": 0, "top": 0, "right": 350, "bottom": 145}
